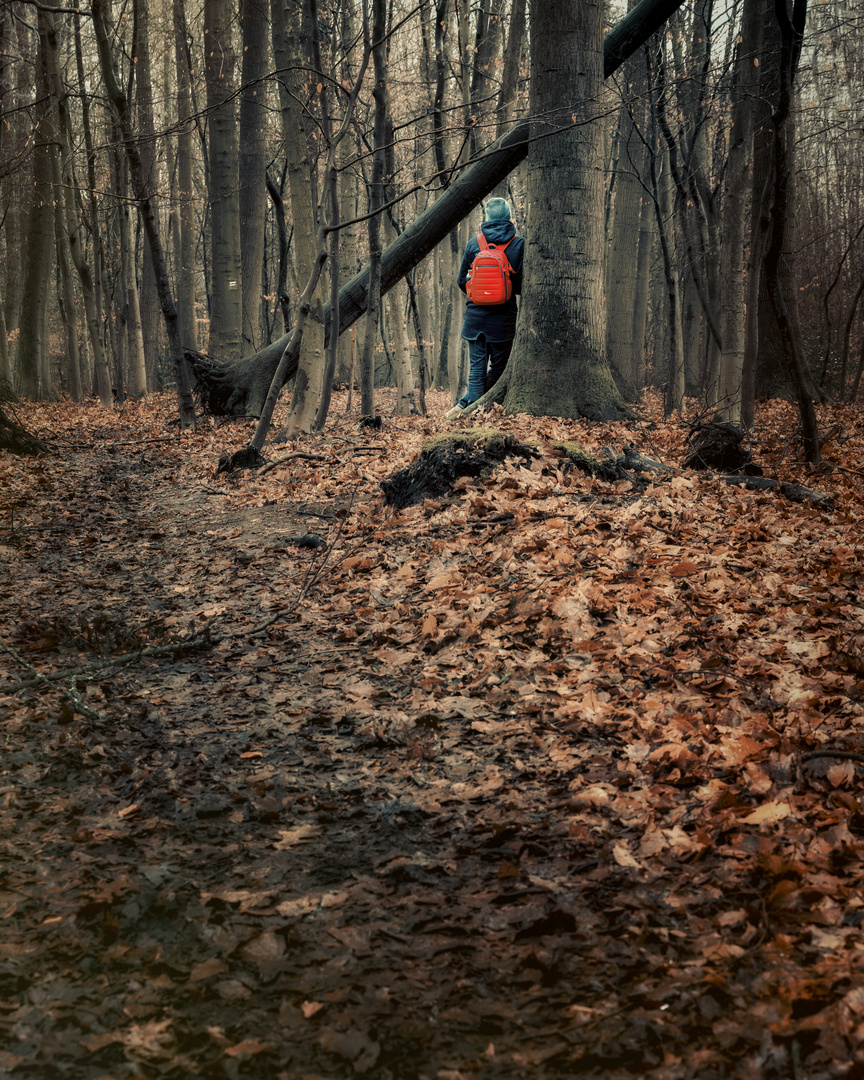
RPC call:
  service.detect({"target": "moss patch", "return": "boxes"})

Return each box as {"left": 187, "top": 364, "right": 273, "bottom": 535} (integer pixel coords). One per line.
{"left": 421, "top": 428, "right": 503, "bottom": 454}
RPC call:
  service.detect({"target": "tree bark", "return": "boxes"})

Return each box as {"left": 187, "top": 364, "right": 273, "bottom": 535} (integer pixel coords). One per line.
{"left": 606, "top": 6, "right": 650, "bottom": 399}
{"left": 173, "top": 0, "right": 198, "bottom": 355}
{"left": 72, "top": 10, "right": 112, "bottom": 404}
{"left": 763, "top": 0, "right": 819, "bottom": 463}
{"left": 359, "top": 0, "right": 388, "bottom": 418}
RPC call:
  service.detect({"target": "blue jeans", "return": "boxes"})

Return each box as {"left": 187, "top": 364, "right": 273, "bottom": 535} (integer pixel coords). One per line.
{"left": 457, "top": 335, "right": 513, "bottom": 409}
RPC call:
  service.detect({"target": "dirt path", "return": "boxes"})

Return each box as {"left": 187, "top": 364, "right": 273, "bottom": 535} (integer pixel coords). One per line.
{"left": 2, "top": 395, "right": 864, "bottom": 1079}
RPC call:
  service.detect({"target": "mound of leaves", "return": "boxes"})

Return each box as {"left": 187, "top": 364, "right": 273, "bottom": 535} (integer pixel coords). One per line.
{"left": 682, "top": 421, "right": 762, "bottom": 473}
{"left": 381, "top": 429, "right": 536, "bottom": 508}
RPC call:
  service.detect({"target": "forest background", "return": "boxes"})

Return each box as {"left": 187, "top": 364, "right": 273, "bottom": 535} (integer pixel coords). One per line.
{"left": 1, "top": 0, "right": 863, "bottom": 432}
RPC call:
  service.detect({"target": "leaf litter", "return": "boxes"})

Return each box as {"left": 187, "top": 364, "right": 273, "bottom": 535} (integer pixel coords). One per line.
{"left": 1, "top": 389, "right": 864, "bottom": 1079}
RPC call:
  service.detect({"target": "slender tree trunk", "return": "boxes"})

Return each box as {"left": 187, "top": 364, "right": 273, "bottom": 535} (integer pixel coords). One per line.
{"left": 73, "top": 10, "right": 112, "bottom": 404}
{"left": 0, "top": 4, "right": 14, "bottom": 386}
{"left": 606, "top": 10, "right": 649, "bottom": 400}
{"left": 659, "top": 161, "right": 685, "bottom": 415}
{"left": 204, "top": 0, "right": 242, "bottom": 357}
{"left": 18, "top": 10, "right": 56, "bottom": 400}
{"left": 359, "top": 0, "right": 388, "bottom": 418}
{"left": 384, "top": 211, "right": 417, "bottom": 415}
{"left": 630, "top": 188, "right": 653, "bottom": 387}
{"left": 133, "top": 0, "right": 158, "bottom": 390}
{"left": 119, "top": 156, "right": 148, "bottom": 399}
{"left": 239, "top": 0, "right": 269, "bottom": 355}
{"left": 40, "top": 0, "right": 82, "bottom": 401}
{"left": 715, "top": 0, "right": 766, "bottom": 423}
{"left": 2, "top": 7, "right": 31, "bottom": 368}
{"left": 52, "top": 147, "right": 83, "bottom": 401}
{"left": 173, "top": 0, "right": 198, "bottom": 355}
{"left": 272, "top": 0, "right": 326, "bottom": 436}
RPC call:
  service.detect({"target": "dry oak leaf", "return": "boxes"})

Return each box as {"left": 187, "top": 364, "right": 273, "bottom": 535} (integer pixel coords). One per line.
{"left": 122, "top": 1018, "right": 175, "bottom": 1059}
{"left": 669, "top": 560, "right": 700, "bottom": 578}
{"left": 224, "top": 1037, "right": 274, "bottom": 1059}
{"left": 741, "top": 801, "right": 791, "bottom": 825}
{"left": 190, "top": 957, "right": 229, "bottom": 982}
{"left": 240, "top": 929, "right": 286, "bottom": 965}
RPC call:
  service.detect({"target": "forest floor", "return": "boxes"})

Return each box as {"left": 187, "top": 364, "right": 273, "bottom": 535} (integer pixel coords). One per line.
{"left": 1, "top": 388, "right": 864, "bottom": 1080}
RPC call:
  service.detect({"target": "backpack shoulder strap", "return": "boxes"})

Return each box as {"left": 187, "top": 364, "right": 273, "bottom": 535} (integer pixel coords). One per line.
{"left": 480, "top": 234, "right": 513, "bottom": 253}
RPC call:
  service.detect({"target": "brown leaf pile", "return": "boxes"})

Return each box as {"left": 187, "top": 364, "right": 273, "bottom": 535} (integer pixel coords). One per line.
{"left": 1, "top": 389, "right": 863, "bottom": 1079}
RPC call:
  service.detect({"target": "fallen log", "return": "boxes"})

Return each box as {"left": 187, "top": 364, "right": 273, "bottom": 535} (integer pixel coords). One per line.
{"left": 720, "top": 474, "right": 834, "bottom": 510}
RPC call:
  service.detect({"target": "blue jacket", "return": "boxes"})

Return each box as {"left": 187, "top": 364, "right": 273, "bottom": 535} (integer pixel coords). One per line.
{"left": 458, "top": 219, "right": 524, "bottom": 342}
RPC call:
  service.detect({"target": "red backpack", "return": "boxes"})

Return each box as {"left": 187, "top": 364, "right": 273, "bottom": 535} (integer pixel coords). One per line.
{"left": 465, "top": 233, "right": 514, "bottom": 305}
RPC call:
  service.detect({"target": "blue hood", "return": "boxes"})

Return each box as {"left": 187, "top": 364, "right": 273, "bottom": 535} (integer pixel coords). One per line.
{"left": 481, "top": 219, "right": 516, "bottom": 246}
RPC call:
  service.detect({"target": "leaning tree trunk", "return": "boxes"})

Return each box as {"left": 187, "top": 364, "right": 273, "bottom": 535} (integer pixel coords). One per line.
{"left": 192, "top": 0, "right": 689, "bottom": 417}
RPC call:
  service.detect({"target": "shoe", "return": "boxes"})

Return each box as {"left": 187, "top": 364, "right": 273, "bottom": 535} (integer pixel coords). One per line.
{"left": 444, "top": 405, "right": 465, "bottom": 420}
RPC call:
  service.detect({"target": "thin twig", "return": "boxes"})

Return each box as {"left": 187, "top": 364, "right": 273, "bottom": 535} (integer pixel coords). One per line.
{"left": 0, "top": 633, "right": 107, "bottom": 723}
{"left": 0, "top": 619, "right": 219, "bottom": 696}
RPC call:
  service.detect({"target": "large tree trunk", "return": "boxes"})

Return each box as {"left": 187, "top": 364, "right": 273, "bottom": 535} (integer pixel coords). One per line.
{"left": 502, "top": 0, "right": 625, "bottom": 420}
{"left": 193, "top": 0, "right": 688, "bottom": 417}
{"left": 763, "top": 0, "right": 819, "bottom": 463}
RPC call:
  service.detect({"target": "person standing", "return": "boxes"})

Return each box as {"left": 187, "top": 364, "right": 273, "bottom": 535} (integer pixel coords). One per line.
{"left": 445, "top": 197, "right": 525, "bottom": 420}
